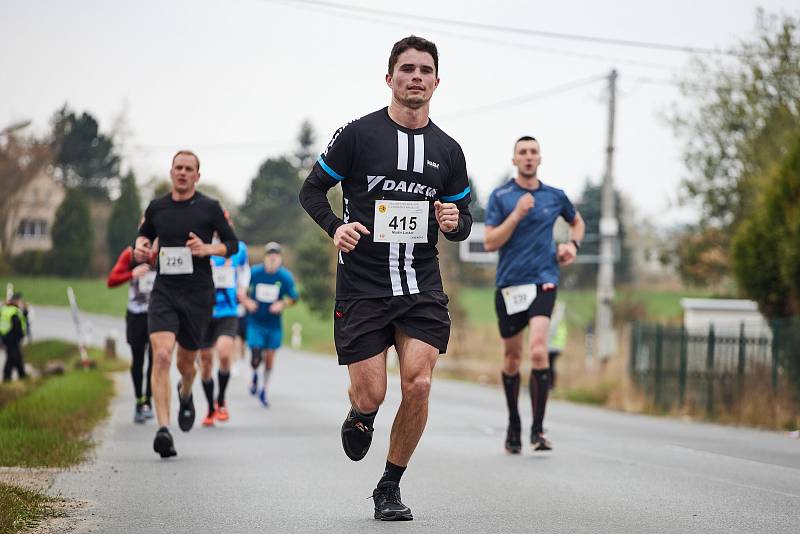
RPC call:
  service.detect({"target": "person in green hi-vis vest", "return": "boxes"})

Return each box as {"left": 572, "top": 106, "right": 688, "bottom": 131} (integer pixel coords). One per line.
{"left": 547, "top": 317, "right": 568, "bottom": 390}
{"left": 1, "top": 292, "right": 28, "bottom": 381}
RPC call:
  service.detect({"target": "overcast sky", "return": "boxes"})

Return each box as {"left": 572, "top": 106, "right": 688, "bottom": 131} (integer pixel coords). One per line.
{"left": 2, "top": 0, "right": 798, "bottom": 225}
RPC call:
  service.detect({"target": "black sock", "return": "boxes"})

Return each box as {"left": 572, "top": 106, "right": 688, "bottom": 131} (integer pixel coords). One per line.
{"left": 217, "top": 371, "right": 230, "bottom": 406}
{"left": 501, "top": 372, "right": 521, "bottom": 431}
{"left": 201, "top": 378, "right": 215, "bottom": 414}
{"left": 378, "top": 461, "right": 406, "bottom": 485}
{"left": 530, "top": 369, "right": 550, "bottom": 434}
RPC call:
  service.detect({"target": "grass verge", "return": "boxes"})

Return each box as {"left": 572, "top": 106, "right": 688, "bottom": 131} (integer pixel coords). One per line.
{"left": 0, "top": 346, "right": 123, "bottom": 468}
{"left": 0, "top": 482, "right": 59, "bottom": 534}
{"left": 0, "top": 341, "right": 125, "bottom": 532}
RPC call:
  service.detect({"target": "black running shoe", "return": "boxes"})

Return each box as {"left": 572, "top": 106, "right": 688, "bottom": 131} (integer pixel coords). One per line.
{"left": 505, "top": 427, "right": 522, "bottom": 454}
{"left": 341, "top": 408, "right": 374, "bottom": 461}
{"left": 372, "top": 481, "right": 413, "bottom": 521}
{"left": 531, "top": 431, "right": 552, "bottom": 451}
{"left": 153, "top": 427, "right": 177, "bottom": 458}
{"left": 177, "top": 382, "right": 195, "bottom": 432}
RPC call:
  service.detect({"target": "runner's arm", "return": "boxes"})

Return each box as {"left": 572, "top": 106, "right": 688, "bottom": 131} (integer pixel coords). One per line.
{"left": 484, "top": 190, "right": 528, "bottom": 252}
{"left": 212, "top": 203, "right": 239, "bottom": 257}
{"left": 439, "top": 145, "right": 473, "bottom": 242}
{"left": 299, "top": 121, "right": 356, "bottom": 238}
{"left": 440, "top": 200, "right": 472, "bottom": 241}
{"left": 299, "top": 168, "right": 344, "bottom": 238}
{"left": 484, "top": 215, "right": 523, "bottom": 252}
{"left": 107, "top": 248, "right": 134, "bottom": 288}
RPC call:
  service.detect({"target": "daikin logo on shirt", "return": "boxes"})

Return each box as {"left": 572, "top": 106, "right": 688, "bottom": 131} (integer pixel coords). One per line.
{"left": 366, "top": 175, "right": 437, "bottom": 198}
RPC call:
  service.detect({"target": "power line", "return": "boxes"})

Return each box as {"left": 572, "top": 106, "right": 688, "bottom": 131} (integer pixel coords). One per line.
{"left": 270, "top": 0, "right": 770, "bottom": 58}
{"left": 271, "top": 0, "right": 678, "bottom": 71}
{"left": 438, "top": 74, "right": 606, "bottom": 119}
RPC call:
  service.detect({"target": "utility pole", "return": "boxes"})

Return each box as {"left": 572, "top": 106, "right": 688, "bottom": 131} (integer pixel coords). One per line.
{"left": 595, "top": 69, "right": 618, "bottom": 362}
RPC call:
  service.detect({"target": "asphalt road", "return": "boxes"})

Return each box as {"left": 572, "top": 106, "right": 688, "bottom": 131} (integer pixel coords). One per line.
{"left": 30, "top": 307, "right": 800, "bottom": 533}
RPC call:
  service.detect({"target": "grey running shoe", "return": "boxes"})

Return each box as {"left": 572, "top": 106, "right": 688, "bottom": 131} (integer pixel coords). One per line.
{"left": 134, "top": 403, "right": 146, "bottom": 424}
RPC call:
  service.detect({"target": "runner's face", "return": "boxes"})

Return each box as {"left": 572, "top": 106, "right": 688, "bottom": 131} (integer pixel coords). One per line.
{"left": 386, "top": 49, "right": 439, "bottom": 109}
{"left": 170, "top": 155, "right": 200, "bottom": 194}
{"left": 264, "top": 253, "right": 282, "bottom": 272}
{"left": 513, "top": 140, "right": 541, "bottom": 178}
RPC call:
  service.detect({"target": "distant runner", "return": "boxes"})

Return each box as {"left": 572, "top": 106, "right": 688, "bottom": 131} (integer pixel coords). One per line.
{"left": 484, "top": 136, "right": 584, "bottom": 454}
{"left": 108, "top": 241, "right": 157, "bottom": 423}
{"left": 198, "top": 231, "right": 249, "bottom": 426}
{"left": 241, "top": 242, "right": 298, "bottom": 407}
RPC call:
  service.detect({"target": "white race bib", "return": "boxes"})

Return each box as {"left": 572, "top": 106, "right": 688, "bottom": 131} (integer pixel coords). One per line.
{"left": 373, "top": 201, "right": 429, "bottom": 243}
{"left": 255, "top": 283, "right": 280, "bottom": 303}
{"left": 501, "top": 284, "right": 538, "bottom": 315}
{"left": 138, "top": 271, "right": 156, "bottom": 293}
{"left": 212, "top": 265, "right": 235, "bottom": 289}
{"left": 159, "top": 247, "right": 193, "bottom": 275}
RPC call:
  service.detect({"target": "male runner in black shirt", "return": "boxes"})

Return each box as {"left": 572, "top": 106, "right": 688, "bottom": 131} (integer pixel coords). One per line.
{"left": 135, "top": 151, "right": 238, "bottom": 458}
{"left": 300, "top": 35, "right": 472, "bottom": 521}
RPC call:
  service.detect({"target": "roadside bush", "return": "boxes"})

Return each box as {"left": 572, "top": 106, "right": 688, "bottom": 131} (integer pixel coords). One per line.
{"left": 9, "top": 251, "right": 50, "bottom": 276}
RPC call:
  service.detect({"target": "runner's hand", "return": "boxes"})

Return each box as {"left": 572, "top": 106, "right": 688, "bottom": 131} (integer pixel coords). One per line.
{"left": 134, "top": 238, "right": 152, "bottom": 263}
{"left": 334, "top": 222, "right": 370, "bottom": 253}
{"left": 557, "top": 242, "right": 577, "bottom": 266}
{"left": 244, "top": 298, "right": 258, "bottom": 313}
{"left": 434, "top": 201, "right": 459, "bottom": 233}
{"left": 186, "top": 232, "right": 208, "bottom": 257}
{"left": 131, "top": 263, "right": 151, "bottom": 279}
{"left": 513, "top": 193, "right": 535, "bottom": 220}
{"left": 269, "top": 301, "right": 285, "bottom": 314}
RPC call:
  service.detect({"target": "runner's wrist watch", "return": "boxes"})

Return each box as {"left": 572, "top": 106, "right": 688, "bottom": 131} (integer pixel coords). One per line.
{"left": 570, "top": 239, "right": 581, "bottom": 251}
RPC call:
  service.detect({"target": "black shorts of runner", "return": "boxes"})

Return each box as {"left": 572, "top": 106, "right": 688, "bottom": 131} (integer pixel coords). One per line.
{"left": 126, "top": 311, "right": 149, "bottom": 346}
{"left": 334, "top": 291, "right": 451, "bottom": 366}
{"left": 199, "top": 316, "right": 238, "bottom": 349}
{"left": 236, "top": 314, "right": 247, "bottom": 339}
{"left": 495, "top": 285, "right": 557, "bottom": 339}
{"left": 148, "top": 285, "right": 215, "bottom": 351}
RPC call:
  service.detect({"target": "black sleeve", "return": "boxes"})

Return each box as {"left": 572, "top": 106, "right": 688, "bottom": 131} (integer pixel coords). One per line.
{"left": 212, "top": 201, "right": 239, "bottom": 257}
{"left": 440, "top": 145, "right": 473, "bottom": 242}
{"left": 299, "top": 120, "right": 357, "bottom": 238}
{"left": 299, "top": 167, "right": 344, "bottom": 238}
{"left": 138, "top": 202, "right": 157, "bottom": 240}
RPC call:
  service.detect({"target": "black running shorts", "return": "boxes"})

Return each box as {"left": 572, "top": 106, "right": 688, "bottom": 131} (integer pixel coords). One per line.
{"left": 236, "top": 314, "right": 247, "bottom": 339}
{"left": 199, "top": 316, "right": 238, "bottom": 349}
{"left": 148, "top": 285, "right": 215, "bottom": 351}
{"left": 495, "top": 285, "right": 557, "bottom": 339}
{"left": 333, "top": 291, "right": 451, "bottom": 366}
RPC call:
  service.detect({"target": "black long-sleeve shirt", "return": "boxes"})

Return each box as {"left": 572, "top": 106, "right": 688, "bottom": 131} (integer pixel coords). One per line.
{"left": 299, "top": 107, "right": 472, "bottom": 300}
{"left": 138, "top": 191, "right": 238, "bottom": 290}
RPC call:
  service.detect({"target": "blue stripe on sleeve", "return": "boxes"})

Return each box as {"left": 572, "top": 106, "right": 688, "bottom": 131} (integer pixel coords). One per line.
{"left": 318, "top": 156, "right": 346, "bottom": 181}
{"left": 441, "top": 186, "right": 471, "bottom": 202}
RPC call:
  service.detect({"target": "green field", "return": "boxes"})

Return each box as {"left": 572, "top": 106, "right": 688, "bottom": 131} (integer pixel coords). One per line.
{"left": 0, "top": 276, "right": 127, "bottom": 317}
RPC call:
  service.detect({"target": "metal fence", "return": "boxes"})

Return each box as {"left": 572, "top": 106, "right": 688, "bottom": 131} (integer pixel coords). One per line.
{"left": 629, "top": 319, "right": 800, "bottom": 415}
